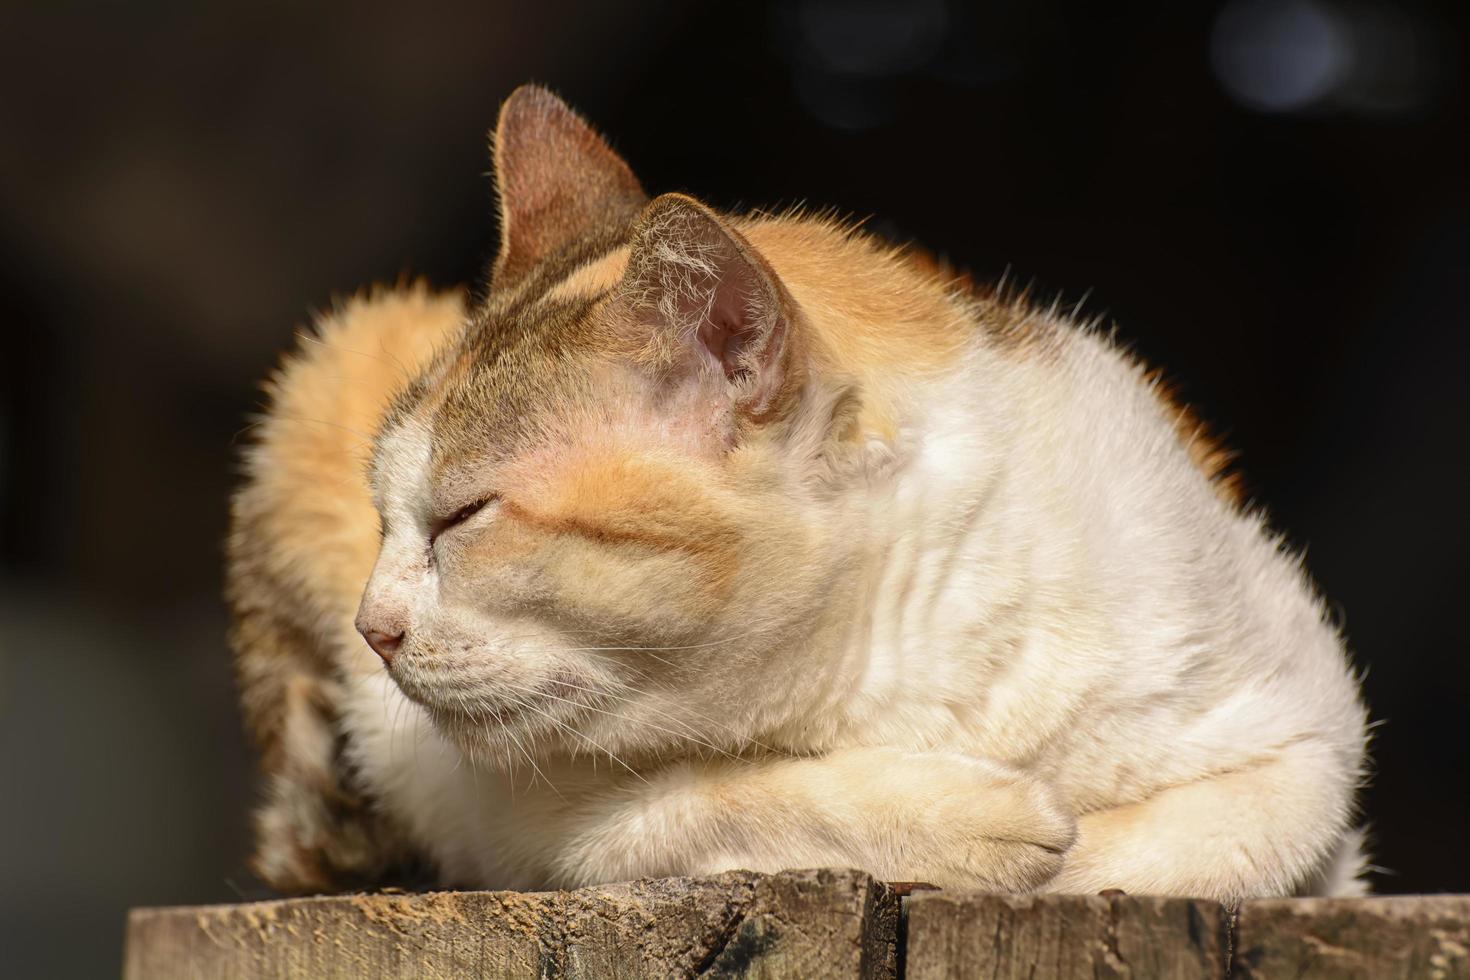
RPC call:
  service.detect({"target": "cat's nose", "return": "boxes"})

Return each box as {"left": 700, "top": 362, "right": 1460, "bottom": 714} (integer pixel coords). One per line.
{"left": 359, "top": 627, "right": 404, "bottom": 666}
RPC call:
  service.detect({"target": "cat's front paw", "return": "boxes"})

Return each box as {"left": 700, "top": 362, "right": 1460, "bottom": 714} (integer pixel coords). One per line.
{"left": 895, "top": 752, "right": 1077, "bottom": 891}
{"left": 940, "top": 828, "right": 1071, "bottom": 892}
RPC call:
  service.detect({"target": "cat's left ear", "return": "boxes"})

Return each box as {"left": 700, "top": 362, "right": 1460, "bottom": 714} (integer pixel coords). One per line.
{"left": 619, "top": 194, "right": 797, "bottom": 422}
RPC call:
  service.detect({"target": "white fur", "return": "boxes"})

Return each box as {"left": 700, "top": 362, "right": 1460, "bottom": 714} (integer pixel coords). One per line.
{"left": 342, "top": 303, "right": 1367, "bottom": 900}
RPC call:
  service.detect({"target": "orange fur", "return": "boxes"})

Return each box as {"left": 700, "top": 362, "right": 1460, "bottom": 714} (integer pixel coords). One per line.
{"left": 228, "top": 283, "right": 462, "bottom": 890}
{"left": 227, "top": 86, "right": 1295, "bottom": 898}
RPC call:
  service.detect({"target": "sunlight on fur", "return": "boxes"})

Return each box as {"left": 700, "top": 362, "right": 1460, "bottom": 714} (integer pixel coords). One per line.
{"left": 227, "top": 84, "right": 1369, "bottom": 900}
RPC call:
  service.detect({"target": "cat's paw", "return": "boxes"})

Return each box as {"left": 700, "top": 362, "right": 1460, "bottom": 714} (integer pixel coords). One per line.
{"left": 892, "top": 752, "right": 1077, "bottom": 891}
{"left": 941, "top": 829, "right": 1072, "bottom": 892}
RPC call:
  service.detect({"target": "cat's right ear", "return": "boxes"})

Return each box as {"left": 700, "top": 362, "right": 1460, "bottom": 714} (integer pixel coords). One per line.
{"left": 490, "top": 85, "right": 647, "bottom": 291}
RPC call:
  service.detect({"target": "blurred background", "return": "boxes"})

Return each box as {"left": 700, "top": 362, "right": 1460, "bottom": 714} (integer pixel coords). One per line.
{"left": 2, "top": 0, "right": 1467, "bottom": 975}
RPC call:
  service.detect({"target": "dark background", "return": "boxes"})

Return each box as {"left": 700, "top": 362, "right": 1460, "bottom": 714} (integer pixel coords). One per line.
{"left": 2, "top": 1, "right": 1466, "bottom": 975}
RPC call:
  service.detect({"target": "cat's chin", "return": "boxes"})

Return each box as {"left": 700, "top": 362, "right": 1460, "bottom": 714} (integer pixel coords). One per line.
{"left": 433, "top": 709, "right": 593, "bottom": 771}
{"left": 391, "top": 672, "right": 594, "bottom": 756}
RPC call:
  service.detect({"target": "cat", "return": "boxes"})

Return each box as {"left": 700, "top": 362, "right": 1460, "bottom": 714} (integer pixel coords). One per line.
{"left": 227, "top": 84, "right": 1369, "bottom": 900}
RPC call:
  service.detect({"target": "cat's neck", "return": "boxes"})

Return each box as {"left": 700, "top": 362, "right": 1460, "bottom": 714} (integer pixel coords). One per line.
{"left": 751, "top": 363, "right": 1037, "bottom": 753}
{"left": 758, "top": 325, "right": 1168, "bottom": 764}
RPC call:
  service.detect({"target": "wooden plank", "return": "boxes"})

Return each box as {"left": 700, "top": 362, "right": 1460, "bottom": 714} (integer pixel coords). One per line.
{"left": 1233, "top": 895, "right": 1470, "bottom": 979}
{"left": 122, "top": 868, "right": 897, "bottom": 980}
{"left": 127, "top": 874, "right": 1470, "bottom": 979}
{"left": 903, "top": 891, "right": 1228, "bottom": 979}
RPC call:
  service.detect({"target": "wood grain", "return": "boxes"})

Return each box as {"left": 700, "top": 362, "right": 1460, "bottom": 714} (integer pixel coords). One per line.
{"left": 126, "top": 874, "right": 1470, "bottom": 978}
{"left": 1233, "top": 894, "right": 1470, "bottom": 979}
{"left": 123, "top": 869, "right": 897, "bottom": 980}
{"left": 903, "top": 891, "right": 1228, "bottom": 979}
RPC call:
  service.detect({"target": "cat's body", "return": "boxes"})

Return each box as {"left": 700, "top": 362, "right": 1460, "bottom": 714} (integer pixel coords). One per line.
{"left": 228, "top": 86, "right": 1368, "bottom": 900}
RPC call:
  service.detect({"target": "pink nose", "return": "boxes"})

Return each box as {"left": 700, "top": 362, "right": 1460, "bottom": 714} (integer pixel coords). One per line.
{"left": 359, "top": 628, "right": 404, "bottom": 666}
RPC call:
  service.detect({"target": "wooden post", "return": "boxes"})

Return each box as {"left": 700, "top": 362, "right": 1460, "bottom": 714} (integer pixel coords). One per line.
{"left": 903, "top": 891, "right": 1229, "bottom": 979}
{"left": 123, "top": 869, "right": 897, "bottom": 980}
{"left": 125, "top": 874, "right": 1470, "bottom": 978}
{"left": 1233, "top": 895, "right": 1470, "bottom": 979}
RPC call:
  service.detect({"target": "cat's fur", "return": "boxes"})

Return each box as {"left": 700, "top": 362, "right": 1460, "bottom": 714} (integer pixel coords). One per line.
{"left": 228, "top": 85, "right": 1369, "bottom": 899}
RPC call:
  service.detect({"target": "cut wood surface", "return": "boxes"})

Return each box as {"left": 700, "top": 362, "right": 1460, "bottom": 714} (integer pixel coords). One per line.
{"left": 903, "top": 891, "right": 1228, "bottom": 980}
{"left": 125, "top": 872, "right": 1470, "bottom": 979}
{"left": 123, "top": 869, "right": 897, "bottom": 980}
{"left": 1233, "top": 894, "right": 1470, "bottom": 979}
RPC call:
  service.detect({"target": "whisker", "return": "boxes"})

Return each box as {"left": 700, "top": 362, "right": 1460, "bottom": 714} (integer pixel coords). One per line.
{"left": 501, "top": 681, "right": 740, "bottom": 763}
{"left": 557, "top": 625, "right": 768, "bottom": 656}
{"left": 500, "top": 690, "right": 649, "bottom": 785}
{"left": 389, "top": 682, "right": 409, "bottom": 761}
{"left": 455, "top": 686, "right": 533, "bottom": 788}
{"left": 544, "top": 676, "right": 771, "bottom": 757}
{"left": 493, "top": 693, "right": 564, "bottom": 796}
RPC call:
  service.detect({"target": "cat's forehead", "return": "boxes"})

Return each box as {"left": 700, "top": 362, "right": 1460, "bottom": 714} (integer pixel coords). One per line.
{"left": 378, "top": 245, "right": 634, "bottom": 490}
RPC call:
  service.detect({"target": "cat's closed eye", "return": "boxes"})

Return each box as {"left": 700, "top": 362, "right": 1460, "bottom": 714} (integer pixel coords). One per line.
{"left": 429, "top": 494, "right": 499, "bottom": 544}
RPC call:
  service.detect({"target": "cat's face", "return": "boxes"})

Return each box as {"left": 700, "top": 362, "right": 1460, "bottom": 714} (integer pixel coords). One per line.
{"left": 356, "top": 88, "right": 839, "bottom": 764}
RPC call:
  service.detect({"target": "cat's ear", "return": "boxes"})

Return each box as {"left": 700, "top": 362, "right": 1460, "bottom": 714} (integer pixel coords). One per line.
{"left": 620, "top": 193, "right": 796, "bottom": 421}
{"left": 490, "top": 84, "right": 647, "bottom": 290}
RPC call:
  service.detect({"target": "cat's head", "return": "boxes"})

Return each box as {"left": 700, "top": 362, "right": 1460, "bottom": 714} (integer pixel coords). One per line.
{"left": 356, "top": 86, "right": 863, "bottom": 765}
